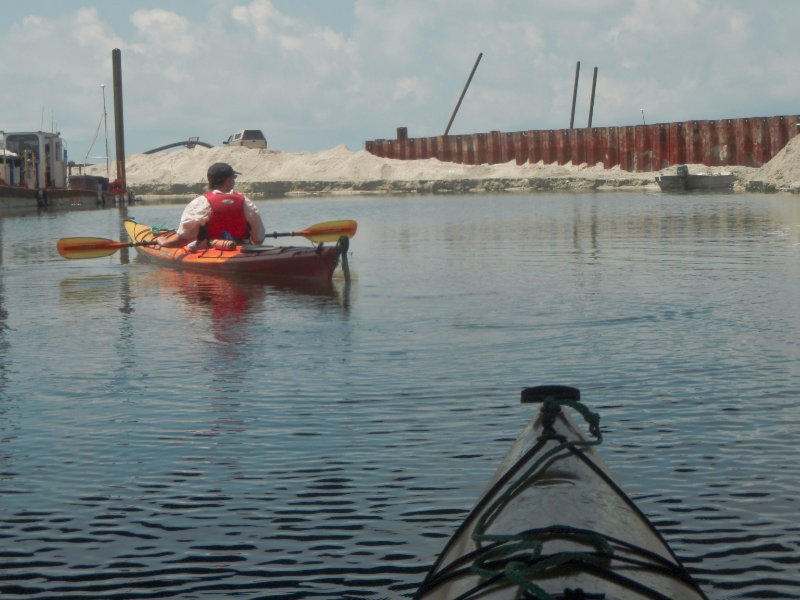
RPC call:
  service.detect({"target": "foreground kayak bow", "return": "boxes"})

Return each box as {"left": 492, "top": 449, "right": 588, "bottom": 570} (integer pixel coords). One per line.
{"left": 414, "top": 385, "right": 708, "bottom": 600}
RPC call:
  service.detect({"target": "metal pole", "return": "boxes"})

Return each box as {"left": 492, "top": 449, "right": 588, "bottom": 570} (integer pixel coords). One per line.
{"left": 112, "top": 48, "right": 126, "bottom": 192}
{"left": 570, "top": 61, "right": 580, "bottom": 128}
{"left": 587, "top": 67, "right": 598, "bottom": 128}
{"left": 444, "top": 52, "right": 483, "bottom": 136}
{"left": 101, "top": 84, "right": 110, "bottom": 178}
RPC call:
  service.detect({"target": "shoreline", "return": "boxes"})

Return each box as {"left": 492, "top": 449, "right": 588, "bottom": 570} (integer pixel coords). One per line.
{"left": 129, "top": 175, "right": 661, "bottom": 199}
{"left": 129, "top": 173, "right": 792, "bottom": 200}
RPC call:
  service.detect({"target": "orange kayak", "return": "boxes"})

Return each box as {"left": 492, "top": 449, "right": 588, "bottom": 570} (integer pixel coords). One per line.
{"left": 123, "top": 219, "right": 346, "bottom": 281}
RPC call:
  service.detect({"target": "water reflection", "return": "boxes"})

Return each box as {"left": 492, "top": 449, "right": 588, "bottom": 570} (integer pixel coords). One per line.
{"left": 58, "top": 268, "right": 349, "bottom": 339}
{"left": 159, "top": 269, "right": 268, "bottom": 344}
{"left": 143, "top": 269, "right": 348, "bottom": 340}
{"left": 58, "top": 274, "right": 126, "bottom": 307}
{"left": 0, "top": 202, "right": 110, "bottom": 220}
{"left": 122, "top": 266, "right": 351, "bottom": 409}
{"left": 0, "top": 220, "right": 9, "bottom": 401}
{"left": 0, "top": 220, "right": 15, "bottom": 495}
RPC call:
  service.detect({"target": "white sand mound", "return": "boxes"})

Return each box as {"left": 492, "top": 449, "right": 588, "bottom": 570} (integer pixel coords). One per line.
{"left": 85, "top": 137, "right": 800, "bottom": 194}
{"left": 88, "top": 144, "right": 652, "bottom": 187}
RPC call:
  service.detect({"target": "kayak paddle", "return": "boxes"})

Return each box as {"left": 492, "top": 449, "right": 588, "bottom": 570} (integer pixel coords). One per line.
{"left": 265, "top": 219, "right": 358, "bottom": 243}
{"left": 56, "top": 219, "right": 358, "bottom": 260}
{"left": 56, "top": 237, "right": 157, "bottom": 260}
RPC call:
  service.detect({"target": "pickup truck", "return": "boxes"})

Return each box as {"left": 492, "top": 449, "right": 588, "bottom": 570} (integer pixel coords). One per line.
{"left": 223, "top": 129, "right": 267, "bottom": 149}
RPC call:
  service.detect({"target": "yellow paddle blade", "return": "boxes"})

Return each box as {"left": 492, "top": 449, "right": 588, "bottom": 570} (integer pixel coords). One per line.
{"left": 57, "top": 237, "right": 142, "bottom": 259}
{"left": 296, "top": 220, "right": 358, "bottom": 243}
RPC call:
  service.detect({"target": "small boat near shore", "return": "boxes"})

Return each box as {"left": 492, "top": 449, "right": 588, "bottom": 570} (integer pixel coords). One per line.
{"left": 656, "top": 164, "right": 735, "bottom": 192}
{"left": 414, "top": 385, "right": 708, "bottom": 600}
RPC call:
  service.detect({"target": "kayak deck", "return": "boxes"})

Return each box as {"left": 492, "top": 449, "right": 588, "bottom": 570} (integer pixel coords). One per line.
{"left": 123, "top": 219, "right": 344, "bottom": 281}
{"left": 414, "top": 386, "right": 707, "bottom": 600}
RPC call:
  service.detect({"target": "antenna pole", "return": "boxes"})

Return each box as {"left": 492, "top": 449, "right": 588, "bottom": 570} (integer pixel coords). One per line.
{"left": 101, "top": 84, "right": 110, "bottom": 177}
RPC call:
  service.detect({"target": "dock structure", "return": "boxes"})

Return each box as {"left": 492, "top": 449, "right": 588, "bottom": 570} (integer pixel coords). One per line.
{"left": 365, "top": 115, "right": 799, "bottom": 172}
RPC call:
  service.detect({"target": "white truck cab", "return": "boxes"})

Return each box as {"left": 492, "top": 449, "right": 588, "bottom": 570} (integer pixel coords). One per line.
{"left": 223, "top": 129, "right": 267, "bottom": 149}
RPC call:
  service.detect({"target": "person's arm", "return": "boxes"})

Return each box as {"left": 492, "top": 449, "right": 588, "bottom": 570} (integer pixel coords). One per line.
{"left": 157, "top": 196, "right": 212, "bottom": 246}
{"left": 243, "top": 197, "right": 266, "bottom": 244}
{"left": 176, "top": 196, "right": 212, "bottom": 241}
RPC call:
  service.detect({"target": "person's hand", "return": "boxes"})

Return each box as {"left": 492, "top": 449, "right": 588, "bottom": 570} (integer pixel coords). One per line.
{"left": 156, "top": 233, "right": 181, "bottom": 247}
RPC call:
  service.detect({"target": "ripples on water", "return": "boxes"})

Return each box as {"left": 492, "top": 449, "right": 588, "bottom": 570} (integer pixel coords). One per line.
{"left": 0, "top": 193, "right": 798, "bottom": 598}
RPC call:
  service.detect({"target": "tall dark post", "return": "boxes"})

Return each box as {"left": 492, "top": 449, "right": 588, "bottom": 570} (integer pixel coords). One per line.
{"left": 112, "top": 48, "right": 126, "bottom": 191}
{"left": 570, "top": 61, "right": 580, "bottom": 128}
{"left": 588, "top": 67, "right": 598, "bottom": 127}
{"left": 444, "top": 52, "right": 483, "bottom": 136}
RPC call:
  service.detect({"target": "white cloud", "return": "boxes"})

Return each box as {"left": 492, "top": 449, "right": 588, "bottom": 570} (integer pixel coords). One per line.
{"left": 22, "top": 15, "right": 48, "bottom": 29}
{"left": 232, "top": 0, "right": 299, "bottom": 39}
{"left": 2, "top": 0, "right": 799, "bottom": 157}
{"left": 130, "top": 8, "right": 194, "bottom": 54}
{"left": 70, "top": 8, "right": 120, "bottom": 51}
{"left": 393, "top": 77, "right": 428, "bottom": 104}
{"left": 727, "top": 11, "right": 750, "bottom": 37}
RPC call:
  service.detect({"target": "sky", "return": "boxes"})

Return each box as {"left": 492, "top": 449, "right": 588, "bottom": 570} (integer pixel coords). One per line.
{"left": 2, "top": 0, "right": 799, "bottom": 164}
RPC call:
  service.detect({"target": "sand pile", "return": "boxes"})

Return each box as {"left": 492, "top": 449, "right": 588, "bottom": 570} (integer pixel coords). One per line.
{"left": 85, "top": 139, "right": 799, "bottom": 196}
{"left": 85, "top": 144, "right": 656, "bottom": 196}
{"left": 748, "top": 134, "right": 800, "bottom": 192}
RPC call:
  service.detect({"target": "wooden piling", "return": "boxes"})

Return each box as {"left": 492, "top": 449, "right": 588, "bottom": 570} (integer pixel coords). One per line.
{"left": 112, "top": 48, "right": 127, "bottom": 193}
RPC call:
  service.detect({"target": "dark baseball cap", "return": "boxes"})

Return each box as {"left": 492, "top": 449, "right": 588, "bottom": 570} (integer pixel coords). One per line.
{"left": 207, "top": 162, "right": 240, "bottom": 180}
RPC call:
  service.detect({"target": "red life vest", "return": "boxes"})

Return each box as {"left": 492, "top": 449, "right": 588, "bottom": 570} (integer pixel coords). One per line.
{"left": 204, "top": 192, "right": 248, "bottom": 240}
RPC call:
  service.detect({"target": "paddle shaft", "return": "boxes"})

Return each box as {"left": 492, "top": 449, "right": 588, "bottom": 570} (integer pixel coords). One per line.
{"left": 57, "top": 219, "right": 357, "bottom": 259}
{"left": 267, "top": 231, "right": 305, "bottom": 238}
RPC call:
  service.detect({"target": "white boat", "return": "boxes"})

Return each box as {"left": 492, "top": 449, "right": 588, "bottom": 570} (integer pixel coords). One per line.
{"left": 0, "top": 130, "right": 120, "bottom": 209}
{"left": 414, "top": 385, "right": 708, "bottom": 599}
{"left": 1, "top": 130, "right": 67, "bottom": 189}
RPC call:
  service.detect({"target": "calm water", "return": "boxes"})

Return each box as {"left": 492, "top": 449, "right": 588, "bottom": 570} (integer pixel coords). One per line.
{"left": 0, "top": 191, "right": 798, "bottom": 599}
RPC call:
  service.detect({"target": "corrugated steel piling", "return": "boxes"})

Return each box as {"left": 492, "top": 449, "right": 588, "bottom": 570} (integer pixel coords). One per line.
{"left": 365, "top": 115, "right": 800, "bottom": 172}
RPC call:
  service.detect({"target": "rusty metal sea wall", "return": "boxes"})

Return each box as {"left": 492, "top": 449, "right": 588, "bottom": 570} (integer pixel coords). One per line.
{"left": 364, "top": 115, "right": 800, "bottom": 172}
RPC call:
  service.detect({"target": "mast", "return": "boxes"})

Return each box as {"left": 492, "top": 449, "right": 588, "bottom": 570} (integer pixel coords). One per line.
{"left": 101, "top": 83, "right": 110, "bottom": 178}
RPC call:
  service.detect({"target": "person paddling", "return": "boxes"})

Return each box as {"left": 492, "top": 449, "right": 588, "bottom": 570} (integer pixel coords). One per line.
{"left": 157, "top": 162, "right": 266, "bottom": 248}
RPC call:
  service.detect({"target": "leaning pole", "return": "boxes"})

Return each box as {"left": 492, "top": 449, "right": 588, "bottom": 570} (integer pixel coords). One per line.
{"left": 112, "top": 48, "right": 127, "bottom": 194}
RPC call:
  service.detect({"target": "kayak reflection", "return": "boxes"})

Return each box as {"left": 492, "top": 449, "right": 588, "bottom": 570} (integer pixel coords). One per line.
{"left": 163, "top": 270, "right": 267, "bottom": 344}
{"left": 151, "top": 268, "right": 347, "bottom": 342}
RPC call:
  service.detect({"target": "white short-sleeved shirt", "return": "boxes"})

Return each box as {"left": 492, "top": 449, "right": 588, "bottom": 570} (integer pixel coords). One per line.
{"left": 176, "top": 190, "right": 266, "bottom": 244}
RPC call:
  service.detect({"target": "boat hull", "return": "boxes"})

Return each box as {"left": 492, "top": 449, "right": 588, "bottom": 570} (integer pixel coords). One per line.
{"left": 414, "top": 386, "right": 707, "bottom": 600}
{"left": 0, "top": 185, "right": 109, "bottom": 209}
{"left": 123, "top": 219, "right": 342, "bottom": 281}
{"left": 656, "top": 173, "right": 735, "bottom": 192}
